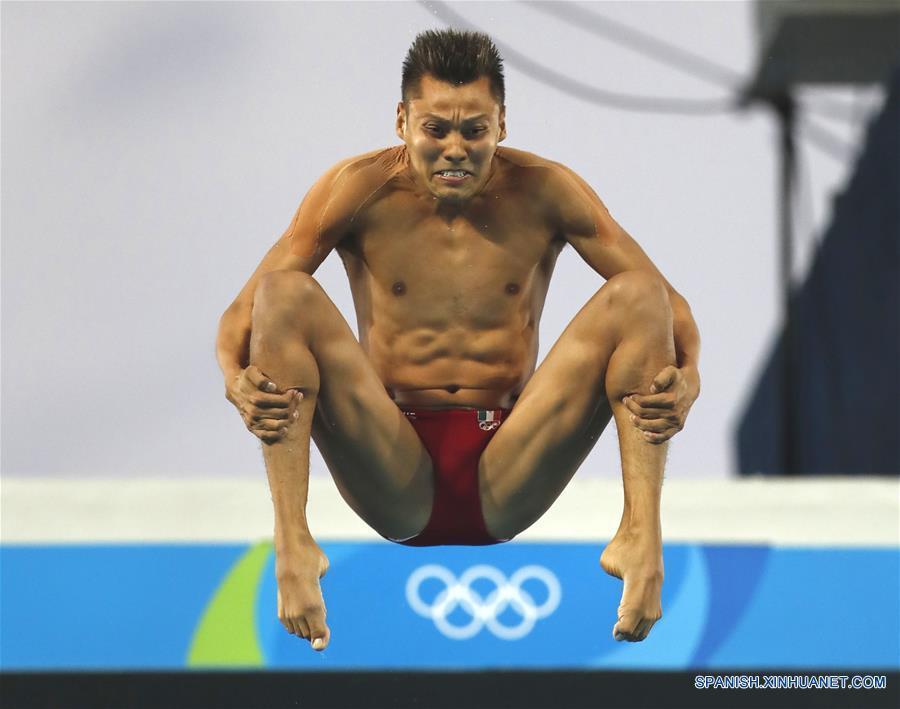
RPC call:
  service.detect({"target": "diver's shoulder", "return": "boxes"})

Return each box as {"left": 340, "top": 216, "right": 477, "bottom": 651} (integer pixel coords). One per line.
{"left": 316, "top": 146, "right": 407, "bottom": 226}
{"left": 494, "top": 146, "right": 575, "bottom": 202}
{"left": 332, "top": 145, "right": 408, "bottom": 180}
{"left": 495, "top": 145, "right": 559, "bottom": 171}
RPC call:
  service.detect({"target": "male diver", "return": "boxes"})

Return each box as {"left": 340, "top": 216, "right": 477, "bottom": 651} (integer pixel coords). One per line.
{"left": 216, "top": 29, "right": 701, "bottom": 652}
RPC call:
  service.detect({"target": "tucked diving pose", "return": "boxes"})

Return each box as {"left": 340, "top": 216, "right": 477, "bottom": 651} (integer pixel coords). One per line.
{"left": 216, "top": 29, "right": 701, "bottom": 652}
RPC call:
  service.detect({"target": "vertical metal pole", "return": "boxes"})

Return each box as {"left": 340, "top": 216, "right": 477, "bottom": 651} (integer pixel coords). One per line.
{"left": 774, "top": 93, "right": 797, "bottom": 475}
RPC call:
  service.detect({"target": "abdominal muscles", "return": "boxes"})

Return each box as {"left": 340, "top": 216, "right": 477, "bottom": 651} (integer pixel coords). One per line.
{"left": 368, "top": 322, "right": 535, "bottom": 409}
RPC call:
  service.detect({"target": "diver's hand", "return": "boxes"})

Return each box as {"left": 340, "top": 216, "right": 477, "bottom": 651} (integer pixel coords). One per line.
{"left": 623, "top": 365, "right": 699, "bottom": 444}
{"left": 225, "top": 365, "right": 302, "bottom": 444}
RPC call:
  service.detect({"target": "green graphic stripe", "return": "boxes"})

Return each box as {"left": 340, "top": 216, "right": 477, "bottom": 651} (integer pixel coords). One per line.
{"left": 187, "top": 540, "right": 273, "bottom": 667}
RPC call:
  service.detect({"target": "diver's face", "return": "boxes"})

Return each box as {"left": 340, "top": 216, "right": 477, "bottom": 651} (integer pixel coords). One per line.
{"left": 396, "top": 74, "right": 506, "bottom": 204}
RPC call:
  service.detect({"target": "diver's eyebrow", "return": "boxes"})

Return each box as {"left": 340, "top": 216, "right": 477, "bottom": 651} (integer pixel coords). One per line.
{"left": 421, "top": 113, "right": 489, "bottom": 122}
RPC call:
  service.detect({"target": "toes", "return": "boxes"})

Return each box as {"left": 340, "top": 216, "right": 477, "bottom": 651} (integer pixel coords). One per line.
{"left": 613, "top": 616, "right": 656, "bottom": 642}
{"left": 281, "top": 615, "right": 308, "bottom": 638}
{"left": 634, "top": 619, "right": 653, "bottom": 641}
{"left": 311, "top": 626, "right": 330, "bottom": 651}
{"left": 281, "top": 617, "right": 298, "bottom": 636}
{"left": 613, "top": 612, "right": 643, "bottom": 642}
{"left": 296, "top": 617, "right": 310, "bottom": 639}
{"left": 613, "top": 628, "right": 635, "bottom": 642}
{"left": 308, "top": 608, "right": 329, "bottom": 650}
{"left": 613, "top": 622, "right": 632, "bottom": 642}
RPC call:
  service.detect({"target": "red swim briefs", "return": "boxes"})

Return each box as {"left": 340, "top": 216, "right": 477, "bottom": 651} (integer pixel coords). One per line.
{"left": 385, "top": 405, "right": 513, "bottom": 547}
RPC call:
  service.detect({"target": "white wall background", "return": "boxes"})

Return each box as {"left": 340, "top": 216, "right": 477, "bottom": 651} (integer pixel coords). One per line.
{"left": 1, "top": 1, "right": 882, "bottom": 480}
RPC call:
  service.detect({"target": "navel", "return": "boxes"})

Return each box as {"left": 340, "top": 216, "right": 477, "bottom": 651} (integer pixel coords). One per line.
{"left": 446, "top": 384, "right": 460, "bottom": 394}
{"left": 505, "top": 282, "right": 521, "bottom": 295}
{"left": 392, "top": 281, "right": 407, "bottom": 296}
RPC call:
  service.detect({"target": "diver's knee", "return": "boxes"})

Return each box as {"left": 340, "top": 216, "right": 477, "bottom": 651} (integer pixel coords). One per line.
{"left": 252, "top": 271, "right": 324, "bottom": 330}
{"left": 603, "top": 271, "right": 669, "bottom": 313}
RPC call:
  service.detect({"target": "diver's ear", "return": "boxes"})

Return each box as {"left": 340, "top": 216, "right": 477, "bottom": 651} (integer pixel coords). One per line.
{"left": 498, "top": 105, "right": 507, "bottom": 142}
{"left": 395, "top": 102, "right": 406, "bottom": 141}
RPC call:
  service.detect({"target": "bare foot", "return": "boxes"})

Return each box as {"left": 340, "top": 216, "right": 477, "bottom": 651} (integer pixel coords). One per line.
{"left": 275, "top": 540, "right": 331, "bottom": 650}
{"left": 599, "top": 529, "right": 663, "bottom": 642}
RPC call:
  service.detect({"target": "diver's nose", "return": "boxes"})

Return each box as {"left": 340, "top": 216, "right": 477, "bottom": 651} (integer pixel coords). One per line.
{"left": 442, "top": 134, "right": 467, "bottom": 163}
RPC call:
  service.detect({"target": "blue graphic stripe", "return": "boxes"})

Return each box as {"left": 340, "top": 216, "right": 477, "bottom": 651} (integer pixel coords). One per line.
{"left": 1, "top": 543, "right": 896, "bottom": 670}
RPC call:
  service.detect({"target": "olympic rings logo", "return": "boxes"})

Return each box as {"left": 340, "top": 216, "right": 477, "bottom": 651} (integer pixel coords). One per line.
{"left": 405, "top": 564, "right": 561, "bottom": 640}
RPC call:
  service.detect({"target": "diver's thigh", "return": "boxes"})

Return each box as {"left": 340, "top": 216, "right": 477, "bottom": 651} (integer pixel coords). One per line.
{"left": 480, "top": 288, "right": 617, "bottom": 536}
{"left": 302, "top": 293, "right": 433, "bottom": 534}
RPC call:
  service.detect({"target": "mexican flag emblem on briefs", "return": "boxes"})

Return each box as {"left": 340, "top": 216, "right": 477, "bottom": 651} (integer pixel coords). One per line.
{"left": 477, "top": 410, "right": 501, "bottom": 431}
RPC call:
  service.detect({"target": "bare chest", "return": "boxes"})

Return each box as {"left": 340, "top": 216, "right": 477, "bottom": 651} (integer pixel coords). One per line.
{"left": 342, "top": 188, "right": 558, "bottom": 308}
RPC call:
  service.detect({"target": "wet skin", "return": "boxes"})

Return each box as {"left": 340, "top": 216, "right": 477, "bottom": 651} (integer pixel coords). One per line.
{"left": 217, "top": 73, "right": 701, "bottom": 650}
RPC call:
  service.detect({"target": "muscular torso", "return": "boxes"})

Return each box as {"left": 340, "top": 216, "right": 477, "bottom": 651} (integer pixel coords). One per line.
{"left": 335, "top": 145, "right": 565, "bottom": 409}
